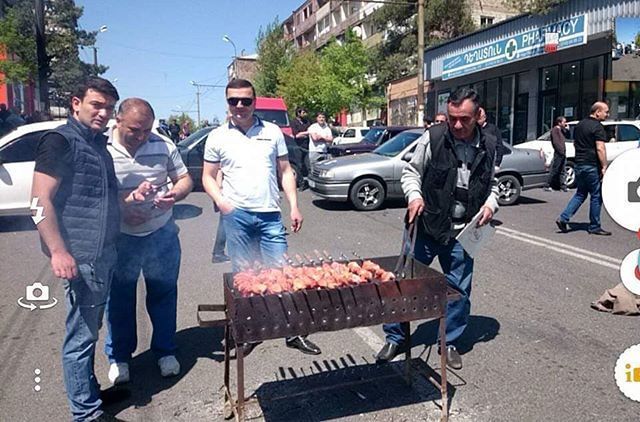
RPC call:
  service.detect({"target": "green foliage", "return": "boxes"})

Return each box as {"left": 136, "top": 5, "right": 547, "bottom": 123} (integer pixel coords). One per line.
{"left": 636, "top": 32, "right": 640, "bottom": 47}
{"left": 277, "top": 32, "right": 376, "bottom": 117}
{"left": 368, "top": 0, "right": 475, "bottom": 88}
{"left": 500, "top": 0, "right": 565, "bottom": 14}
{"left": 254, "top": 17, "right": 293, "bottom": 97}
{"left": 167, "top": 113, "right": 195, "bottom": 134}
{"left": 0, "top": 3, "right": 37, "bottom": 83}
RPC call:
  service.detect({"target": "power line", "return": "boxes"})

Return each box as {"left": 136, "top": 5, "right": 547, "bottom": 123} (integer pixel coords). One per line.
{"left": 105, "top": 41, "right": 231, "bottom": 60}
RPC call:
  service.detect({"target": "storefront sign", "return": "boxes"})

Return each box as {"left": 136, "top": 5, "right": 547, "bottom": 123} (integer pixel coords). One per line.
{"left": 442, "top": 14, "right": 588, "bottom": 80}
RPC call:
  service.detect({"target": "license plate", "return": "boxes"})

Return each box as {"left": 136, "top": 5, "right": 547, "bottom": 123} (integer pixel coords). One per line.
{"left": 308, "top": 179, "right": 316, "bottom": 188}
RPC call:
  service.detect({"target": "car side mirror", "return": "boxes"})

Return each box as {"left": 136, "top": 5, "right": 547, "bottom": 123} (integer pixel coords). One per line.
{"left": 402, "top": 152, "right": 414, "bottom": 161}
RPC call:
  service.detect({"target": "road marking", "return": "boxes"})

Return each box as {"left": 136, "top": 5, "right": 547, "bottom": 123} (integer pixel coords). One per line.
{"left": 496, "top": 227, "right": 621, "bottom": 270}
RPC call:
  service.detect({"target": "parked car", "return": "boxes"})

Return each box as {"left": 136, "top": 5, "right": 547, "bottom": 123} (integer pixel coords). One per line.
{"left": 254, "top": 97, "right": 292, "bottom": 136}
{"left": 515, "top": 119, "right": 640, "bottom": 188}
{"left": 0, "top": 120, "right": 173, "bottom": 217}
{"left": 332, "top": 126, "right": 370, "bottom": 145}
{"left": 326, "top": 126, "right": 419, "bottom": 158}
{"left": 177, "top": 126, "right": 304, "bottom": 191}
{"left": 309, "top": 129, "right": 547, "bottom": 210}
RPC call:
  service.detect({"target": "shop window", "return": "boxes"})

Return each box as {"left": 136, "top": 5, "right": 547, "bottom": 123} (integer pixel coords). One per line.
{"left": 485, "top": 79, "right": 498, "bottom": 125}
{"left": 541, "top": 66, "right": 558, "bottom": 90}
{"left": 559, "top": 61, "right": 580, "bottom": 120}
{"left": 472, "top": 81, "right": 485, "bottom": 102}
{"left": 480, "top": 16, "right": 495, "bottom": 27}
{"left": 499, "top": 75, "right": 514, "bottom": 143}
{"left": 581, "top": 56, "right": 603, "bottom": 119}
{"left": 631, "top": 82, "right": 640, "bottom": 119}
{"left": 605, "top": 80, "right": 630, "bottom": 120}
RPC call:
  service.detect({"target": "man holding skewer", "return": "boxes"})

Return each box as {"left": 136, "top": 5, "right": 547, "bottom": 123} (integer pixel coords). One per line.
{"left": 105, "top": 98, "right": 193, "bottom": 384}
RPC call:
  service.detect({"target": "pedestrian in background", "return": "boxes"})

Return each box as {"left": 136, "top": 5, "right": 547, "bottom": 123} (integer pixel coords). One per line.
{"left": 544, "top": 116, "right": 568, "bottom": 191}
{"left": 556, "top": 102, "right": 611, "bottom": 235}
{"left": 105, "top": 98, "right": 193, "bottom": 385}
{"left": 169, "top": 119, "right": 180, "bottom": 143}
{"left": 434, "top": 112, "right": 448, "bottom": 125}
{"left": 291, "top": 107, "right": 311, "bottom": 180}
{"left": 478, "top": 107, "right": 504, "bottom": 169}
{"left": 307, "top": 111, "right": 333, "bottom": 172}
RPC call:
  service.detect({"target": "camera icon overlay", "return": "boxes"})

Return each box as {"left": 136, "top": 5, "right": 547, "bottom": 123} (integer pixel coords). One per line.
{"left": 619, "top": 249, "right": 640, "bottom": 296}
{"left": 615, "top": 344, "right": 640, "bottom": 402}
{"left": 17, "top": 282, "right": 57, "bottom": 311}
{"left": 603, "top": 148, "right": 640, "bottom": 232}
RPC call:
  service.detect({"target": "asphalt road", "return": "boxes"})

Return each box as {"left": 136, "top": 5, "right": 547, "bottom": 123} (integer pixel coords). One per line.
{"left": 0, "top": 187, "right": 638, "bottom": 421}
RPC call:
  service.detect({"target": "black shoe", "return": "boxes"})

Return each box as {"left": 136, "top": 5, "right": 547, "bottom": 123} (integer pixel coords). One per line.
{"left": 286, "top": 336, "right": 321, "bottom": 355}
{"left": 438, "top": 345, "right": 463, "bottom": 370}
{"left": 211, "top": 254, "right": 230, "bottom": 263}
{"left": 99, "top": 387, "right": 131, "bottom": 406}
{"left": 94, "top": 412, "right": 128, "bottom": 422}
{"left": 555, "top": 219, "right": 568, "bottom": 233}
{"left": 588, "top": 228, "right": 612, "bottom": 236}
{"left": 375, "top": 342, "right": 404, "bottom": 362}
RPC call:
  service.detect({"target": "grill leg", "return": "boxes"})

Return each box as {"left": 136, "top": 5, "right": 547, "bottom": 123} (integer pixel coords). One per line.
{"left": 223, "top": 325, "right": 233, "bottom": 420}
{"left": 402, "top": 321, "right": 412, "bottom": 385}
{"left": 237, "top": 344, "right": 245, "bottom": 422}
{"left": 438, "top": 316, "right": 448, "bottom": 422}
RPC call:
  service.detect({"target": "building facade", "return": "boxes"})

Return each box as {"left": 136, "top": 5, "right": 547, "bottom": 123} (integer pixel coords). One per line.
{"left": 227, "top": 54, "right": 258, "bottom": 81}
{"left": 424, "top": 0, "right": 640, "bottom": 144}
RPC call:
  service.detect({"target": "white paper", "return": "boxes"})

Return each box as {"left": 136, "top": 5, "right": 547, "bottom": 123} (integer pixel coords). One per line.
{"left": 455, "top": 210, "right": 496, "bottom": 258}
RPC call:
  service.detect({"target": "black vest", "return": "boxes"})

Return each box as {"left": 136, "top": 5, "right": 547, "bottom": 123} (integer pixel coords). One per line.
{"left": 419, "top": 124, "right": 496, "bottom": 245}
{"left": 43, "top": 118, "right": 119, "bottom": 263}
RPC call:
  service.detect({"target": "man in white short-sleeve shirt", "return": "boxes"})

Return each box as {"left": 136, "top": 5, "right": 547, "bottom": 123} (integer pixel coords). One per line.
{"left": 202, "top": 79, "right": 321, "bottom": 356}
{"left": 307, "top": 111, "right": 333, "bottom": 171}
{"left": 105, "top": 98, "right": 193, "bottom": 385}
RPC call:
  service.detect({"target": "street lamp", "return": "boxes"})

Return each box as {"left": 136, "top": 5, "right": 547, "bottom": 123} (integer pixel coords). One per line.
{"left": 92, "top": 25, "right": 108, "bottom": 67}
{"left": 222, "top": 35, "right": 238, "bottom": 78}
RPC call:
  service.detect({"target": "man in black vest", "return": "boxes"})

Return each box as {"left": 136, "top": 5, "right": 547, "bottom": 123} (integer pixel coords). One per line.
{"left": 376, "top": 88, "right": 498, "bottom": 370}
{"left": 32, "top": 77, "right": 123, "bottom": 421}
{"left": 291, "top": 107, "right": 310, "bottom": 179}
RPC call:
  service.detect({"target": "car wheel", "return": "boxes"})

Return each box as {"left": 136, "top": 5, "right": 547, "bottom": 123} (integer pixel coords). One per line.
{"left": 564, "top": 161, "right": 576, "bottom": 188}
{"left": 349, "top": 178, "right": 385, "bottom": 211}
{"left": 496, "top": 174, "right": 522, "bottom": 206}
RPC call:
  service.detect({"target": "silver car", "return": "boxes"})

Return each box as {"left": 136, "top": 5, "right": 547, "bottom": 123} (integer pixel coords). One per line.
{"left": 309, "top": 128, "right": 547, "bottom": 210}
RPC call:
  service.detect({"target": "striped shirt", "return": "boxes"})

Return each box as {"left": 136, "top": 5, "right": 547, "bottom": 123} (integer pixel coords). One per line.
{"left": 107, "top": 131, "right": 188, "bottom": 236}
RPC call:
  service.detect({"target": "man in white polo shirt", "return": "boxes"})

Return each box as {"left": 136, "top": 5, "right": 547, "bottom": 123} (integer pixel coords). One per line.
{"left": 105, "top": 98, "right": 193, "bottom": 384}
{"left": 307, "top": 111, "right": 333, "bottom": 171}
{"left": 202, "top": 79, "right": 321, "bottom": 356}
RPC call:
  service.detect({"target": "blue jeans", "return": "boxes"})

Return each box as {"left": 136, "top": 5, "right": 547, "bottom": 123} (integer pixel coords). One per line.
{"left": 62, "top": 244, "right": 117, "bottom": 421}
{"left": 383, "top": 235, "right": 474, "bottom": 347}
{"left": 222, "top": 208, "right": 287, "bottom": 272}
{"left": 105, "top": 220, "right": 181, "bottom": 363}
{"left": 559, "top": 164, "right": 602, "bottom": 231}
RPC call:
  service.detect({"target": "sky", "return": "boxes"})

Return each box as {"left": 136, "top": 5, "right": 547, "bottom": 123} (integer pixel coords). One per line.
{"left": 76, "top": 0, "right": 302, "bottom": 124}
{"left": 615, "top": 17, "right": 640, "bottom": 44}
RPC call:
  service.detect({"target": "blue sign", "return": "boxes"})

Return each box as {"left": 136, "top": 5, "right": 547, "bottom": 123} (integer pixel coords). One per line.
{"left": 442, "top": 14, "right": 588, "bottom": 80}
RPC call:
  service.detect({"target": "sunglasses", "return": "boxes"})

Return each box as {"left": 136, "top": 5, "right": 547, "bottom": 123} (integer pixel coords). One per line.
{"left": 227, "top": 97, "right": 254, "bottom": 107}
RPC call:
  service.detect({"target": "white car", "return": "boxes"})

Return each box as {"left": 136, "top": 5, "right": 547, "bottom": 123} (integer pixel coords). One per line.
{"left": 332, "top": 126, "right": 369, "bottom": 145}
{"left": 515, "top": 120, "right": 640, "bottom": 188}
{"left": 0, "top": 119, "right": 171, "bottom": 216}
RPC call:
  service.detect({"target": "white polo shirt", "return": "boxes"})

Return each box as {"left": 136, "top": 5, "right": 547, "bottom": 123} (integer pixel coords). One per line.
{"left": 108, "top": 131, "right": 188, "bottom": 236}
{"left": 204, "top": 117, "right": 288, "bottom": 212}
{"left": 307, "top": 122, "right": 332, "bottom": 153}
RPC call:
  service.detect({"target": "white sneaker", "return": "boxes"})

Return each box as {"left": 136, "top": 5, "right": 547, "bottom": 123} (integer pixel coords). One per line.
{"left": 158, "top": 355, "right": 180, "bottom": 377}
{"left": 108, "top": 362, "right": 130, "bottom": 385}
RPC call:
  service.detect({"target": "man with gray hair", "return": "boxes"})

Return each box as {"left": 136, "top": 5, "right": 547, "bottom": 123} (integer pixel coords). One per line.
{"left": 105, "top": 98, "right": 193, "bottom": 385}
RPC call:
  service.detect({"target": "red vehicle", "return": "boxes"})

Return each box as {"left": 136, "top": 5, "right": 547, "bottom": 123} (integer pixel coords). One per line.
{"left": 254, "top": 97, "right": 292, "bottom": 136}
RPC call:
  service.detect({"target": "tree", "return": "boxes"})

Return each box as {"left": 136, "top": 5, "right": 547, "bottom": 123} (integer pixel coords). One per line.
{"left": 254, "top": 18, "right": 293, "bottom": 97}
{"left": 0, "top": 3, "right": 37, "bottom": 83}
{"left": 277, "top": 50, "right": 324, "bottom": 115}
{"left": 166, "top": 113, "right": 195, "bottom": 135}
{"left": 501, "top": 0, "right": 566, "bottom": 14}
{"left": 368, "top": 0, "right": 475, "bottom": 89}
{"left": 635, "top": 31, "right": 640, "bottom": 47}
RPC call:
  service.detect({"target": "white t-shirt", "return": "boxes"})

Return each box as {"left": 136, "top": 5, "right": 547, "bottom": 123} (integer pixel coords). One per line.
{"left": 307, "top": 122, "right": 332, "bottom": 153}
{"left": 203, "top": 117, "right": 288, "bottom": 212}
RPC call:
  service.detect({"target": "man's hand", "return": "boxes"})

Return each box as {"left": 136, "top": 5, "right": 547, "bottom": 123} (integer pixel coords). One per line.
{"left": 477, "top": 205, "right": 494, "bottom": 227}
{"left": 51, "top": 250, "right": 77, "bottom": 279}
{"left": 217, "top": 199, "right": 235, "bottom": 215}
{"left": 153, "top": 190, "right": 176, "bottom": 210}
{"left": 406, "top": 198, "right": 425, "bottom": 224}
{"left": 600, "top": 165, "right": 607, "bottom": 178}
{"left": 290, "top": 207, "right": 303, "bottom": 233}
{"left": 129, "top": 181, "right": 154, "bottom": 203}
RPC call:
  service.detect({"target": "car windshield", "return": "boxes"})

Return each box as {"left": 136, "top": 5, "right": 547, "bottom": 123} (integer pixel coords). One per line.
{"left": 374, "top": 131, "right": 422, "bottom": 157}
{"left": 254, "top": 110, "right": 289, "bottom": 127}
{"left": 361, "top": 127, "right": 385, "bottom": 145}
{"left": 178, "top": 127, "right": 214, "bottom": 148}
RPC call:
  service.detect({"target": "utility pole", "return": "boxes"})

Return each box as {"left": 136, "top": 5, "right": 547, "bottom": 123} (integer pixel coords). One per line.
{"left": 35, "top": 0, "right": 49, "bottom": 113}
{"left": 189, "top": 81, "right": 225, "bottom": 127}
{"left": 417, "top": 0, "right": 425, "bottom": 126}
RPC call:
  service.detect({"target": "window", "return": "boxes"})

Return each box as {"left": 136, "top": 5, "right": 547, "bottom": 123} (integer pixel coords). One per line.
{"left": 343, "top": 129, "right": 355, "bottom": 138}
{"left": 559, "top": 61, "right": 580, "bottom": 120}
{"left": 581, "top": 56, "right": 603, "bottom": 119}
{"left": 485, "top": 79, "right": 498, "bottom": 124}
{"left": 0, "top": 131, "right": 46, "bottom": 163}
{"left": 480, "top": 16, "right": 494, "bottom": 27}
{"left": 617, "top": 125, "right": 640, "bottom": 142}
{"left": 499, "top": 75, "right": 514, "bottom": 143}
{"left": 541, "top": 66, "right": 558, "bottom": 90}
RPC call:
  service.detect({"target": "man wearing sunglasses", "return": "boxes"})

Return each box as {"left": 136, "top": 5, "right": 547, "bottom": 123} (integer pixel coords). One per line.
{"left": 202, "top": 79, "right": 322, "bottom": 356}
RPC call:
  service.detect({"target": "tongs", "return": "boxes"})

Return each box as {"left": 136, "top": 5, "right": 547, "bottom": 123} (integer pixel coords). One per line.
{"left": 393, "top": 221, "right": 418, "bottom": 279}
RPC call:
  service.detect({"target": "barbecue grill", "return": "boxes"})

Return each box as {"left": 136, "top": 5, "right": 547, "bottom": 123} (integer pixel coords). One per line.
{"left": 198, "top": 252, "right": 458, "bottom": 422}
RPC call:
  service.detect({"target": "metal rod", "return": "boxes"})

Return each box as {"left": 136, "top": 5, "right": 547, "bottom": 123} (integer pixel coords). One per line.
{"left": 439, "top": 316, "right": 448, "bottom": 421}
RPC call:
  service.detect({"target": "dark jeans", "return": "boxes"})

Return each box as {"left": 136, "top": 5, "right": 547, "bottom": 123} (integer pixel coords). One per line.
{"left": 546, "top": 153, "right": 566, "bottom": 190}
{"left": 559, "top": 164, "right": 602, "bottom": 231}
{"left": 383, "top": 235, "right": 473, "bottom": 347}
